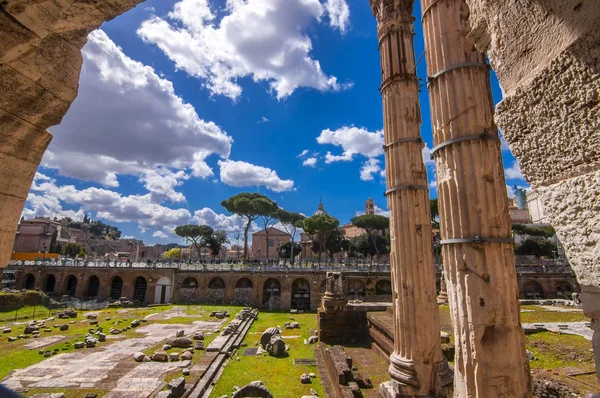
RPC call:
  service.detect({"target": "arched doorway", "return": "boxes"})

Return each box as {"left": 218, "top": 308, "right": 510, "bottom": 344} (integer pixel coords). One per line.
{"left": 110, "top": 276, "right": 123, "bottom": 300}
{"left": 24, "top": 274, "right": 35, "bottom": 290}
{"left": 133, "top": 277, "right": 147, "bottom": 302}
{"left": 44, "top": 274, "right": 56, "bottom": 294}
{"left": 375, "top": 280, "right": 392, "bottom": 301}
{"left": 347, "top": 280, "right": 366, "bottom": 301}
{"left": 207, "top": 277, "right": 225, "bottom": 304}
{"left": 291, "top": 278, "right": 310, "bottom": 311}
{"left": 521, "top": 280, "right": 545, "bottom": 299}
{"left": 180, "top": 277, "right": 199, "bottom": 303}
{"left": 154, "top": 276, "right": 172, "bottom": 304}
{"left": 65, "top": 275, "right": 77, "bottom": 297}
{"left": 87, "top": 275, "right": 100, "bottom": 298}
{"left": 263, "top": 278, "right": 281, "bottom": 311}
{"left": 235, "top": 277, "right": 253, "bottom": 305}
{"left": 555, "top": 281, "right": 574, "bottom": 299}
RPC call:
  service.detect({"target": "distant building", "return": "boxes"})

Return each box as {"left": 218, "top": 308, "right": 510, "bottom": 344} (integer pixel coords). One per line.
{"left": 251, "top": 228, "right": 291, "bottom": 259}
{"left": 508, "top": 197, "right": 532, "bottom": 224}
{"left": 526, "top": 189, "right": 549, "bottom": 224}
{"left": 12, "top": 218, "right": 75, "bottom": 253}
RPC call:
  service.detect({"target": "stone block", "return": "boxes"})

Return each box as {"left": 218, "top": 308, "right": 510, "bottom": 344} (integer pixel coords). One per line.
{"left": 168, "top": 377, "right": 185, "bottom": 398}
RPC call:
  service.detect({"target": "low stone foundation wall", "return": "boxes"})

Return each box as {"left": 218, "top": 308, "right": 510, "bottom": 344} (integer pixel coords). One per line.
{"left": 234, "top": 288, "right": 253, "bottom": 305}
{"left": 179, "top": 288, "right": 199, "bottom": 303}
{"left": 317, "top": 309, "right": 368, "bottom": 345}
{"left": 206, "top": 289, "right": 225, "bottom": 304}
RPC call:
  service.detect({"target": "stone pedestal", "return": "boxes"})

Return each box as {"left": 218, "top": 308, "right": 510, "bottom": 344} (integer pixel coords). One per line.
{"left": 580, "top": 285, "right": 600, "bottom": 381}
{"left": 370, "top": 1, "right": 452, "bottom": 396}
{"left": 420, "top": 0, "right": 532, "bottom": 396}
{"left": 436, "top": 271, "right": 448, "bottom": 305}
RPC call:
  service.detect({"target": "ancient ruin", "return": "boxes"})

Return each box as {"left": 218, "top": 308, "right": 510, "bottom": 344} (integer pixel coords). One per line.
{"left": 420, "top": 0, "right": 532, "bottom": 394}
{"left": 370, "top": 0, "right": 452, "bottom": 395}
{"left": 0, "top": 0, "right": 599, "bottom": 396}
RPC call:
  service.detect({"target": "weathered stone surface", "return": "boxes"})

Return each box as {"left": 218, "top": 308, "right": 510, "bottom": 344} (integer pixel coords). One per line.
{"left": 168, "top": 377, "right": 185, "bottom": 398}
{"left": 133, "top": 352, "right": 146, "bottom": 362}
{"left": 260, "top": 327, "right": 280, "bottom": 349}
{"left": 181, "top": 351, "right": 192, "bottom": 361}
{"left": 300, "top": 374, "right": 311, "bottom": 384}
{"left": 265, "top": 335, "right": 286, "bottom": 357}
{"left": 59, "top": 324, "right": 68, "bottom": 331}
{"left": 151, "top": 351, "right": 168, "bottom": 362}
{"left": 166, "top": 337, "right": 192, "bottom": 348}
{"left": 232, "top": 381, "right": 273, "bottom": 398}
{"left": 169, "top": 352, "right": 179, "bottom": 361}
{"left": 371, "top": 1, "right": 451, "bottom": 395}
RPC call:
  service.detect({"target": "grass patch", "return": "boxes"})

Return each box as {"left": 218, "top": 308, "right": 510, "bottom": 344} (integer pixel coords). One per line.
{"left": 520, "top": 306, "right": 587, "bottom": 323}
{"left": 210, "top": 312, "right": 322, "bottom": 398}
{"left": 525, "top": 331, "right": 594, "bottom": 370}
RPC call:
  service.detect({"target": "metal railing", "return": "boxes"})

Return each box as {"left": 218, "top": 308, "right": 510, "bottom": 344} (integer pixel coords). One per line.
{"left": 6, "top": 256, "right": 574, "bottom": 275}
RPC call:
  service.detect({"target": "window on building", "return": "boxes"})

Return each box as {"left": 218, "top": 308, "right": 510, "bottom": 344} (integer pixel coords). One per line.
{"left": 268, "top": 239, "right": 274, "bottom": 247}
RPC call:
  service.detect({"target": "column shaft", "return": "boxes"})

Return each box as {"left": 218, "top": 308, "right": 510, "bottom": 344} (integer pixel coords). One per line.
{"left": 420, "top": 0, "right": 532, "bottom": 396}
{"left": 370, "top": 1, "right": 451, "bottom": 396}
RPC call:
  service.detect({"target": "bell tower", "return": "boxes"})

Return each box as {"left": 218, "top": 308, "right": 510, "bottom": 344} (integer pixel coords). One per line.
{"left": 365, "top": 197, "right": 375, "bottom": 215}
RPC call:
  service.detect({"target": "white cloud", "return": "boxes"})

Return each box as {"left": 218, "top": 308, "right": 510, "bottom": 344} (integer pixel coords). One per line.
{"left": 218, "top": 159, "right": 294, "bottom": 192}
{"left": 317, "top": 126, "right": 384, "bottom": 162}
{"left": 374, "top": 205, "right": 390, "bottom": 217}
{"left": 324, "top": 0, "right": 350, "bottom": 33}
{"left": 258, "top": 116, "right": 270, "bottom": 123}
{"left": 153, "top": 231, "right": 169, "bottom": 239}
{"left": 505, "top": 161, "right": 525, "bottom": 180}
{"left": 298, "top": 149, "right": 309, "bottom": 158}
{"left": 140, "top": 168, "right": 189, "bottom": 203}
{"left": 359, "top": 158, "right": 382, "bottom": 181}
{"left": 429, "top": 180, "right": 437, "bottom": 190}
{"left": 137, "top": 0, "right": 347, "bottom": 100}
{"left": 303, "top": 157, "right": 318, "bottom": 167}
{"left": 499, "top": 133, "right": 511, "bottom": 152}
{"left": 422, "top": 144, "right": 436, "bottom": 167}
{"left": 24, "top": 173, "right": 192, "bottom": 230}
{"left": 193, "top": 207, "right": 251, "bottom": 234}
{"left": 44, "top": 30, "right": 232, "bottom": 189}
{"left": 122, "top": 235, "right": 136, "bottom": 239}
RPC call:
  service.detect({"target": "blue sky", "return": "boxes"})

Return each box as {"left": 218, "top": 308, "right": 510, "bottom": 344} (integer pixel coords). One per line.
{"left": 24, "top": 0, "right": 527, "bottom": 244}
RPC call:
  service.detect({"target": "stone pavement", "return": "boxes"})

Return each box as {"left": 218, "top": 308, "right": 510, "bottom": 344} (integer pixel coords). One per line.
{"left": 523, "top": 322, "right": 592, "bottom": 340}
{"left": 2, "top": 320, "right": 222, "bottom": 397}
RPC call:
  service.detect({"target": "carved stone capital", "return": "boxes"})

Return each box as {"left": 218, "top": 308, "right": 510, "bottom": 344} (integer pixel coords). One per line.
{"left": 370, "top": 0, "right": 414, "bottom": 26}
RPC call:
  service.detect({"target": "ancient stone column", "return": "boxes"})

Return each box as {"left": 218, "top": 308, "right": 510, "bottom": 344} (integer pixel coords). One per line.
{"left": 370, "top": 1, "right": 452, "bottom": 396}
{"left": 420, "top": 0, "right": 532, "bottom": 396}
{"left": 436, "top": 270, "right": 448, "bottom": 305}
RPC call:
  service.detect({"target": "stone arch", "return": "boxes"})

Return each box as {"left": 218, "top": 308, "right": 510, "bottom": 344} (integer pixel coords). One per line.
{"left": 208, "top": 277, "right": 226, "bottom": 289}
{"left": 182, "top": 277, "right": 198, "bottom": 288}
{"left": 24, "top": 273, "right": 35, "bottom": 290}
{"left": 555, "top": 281, "right": 574, "bottom": 299}
{"left": 375, "top": 280, "right": 392, "bottom": 301}
{"left": 347, "top": 280, "right": 366, "bottom": 301}
{"left": 180, "top": 276, "right": 199, "bottom": 303}
{"left": 110, "top": 276, "right": 124, "bottom": 300}
{"left": 207, "top": 277, "right": 226, "bottom": 304}
{"left": 43, "top": 274, "right": 56, "bottom": 294}
{"left": 522, "top": 279, "right": 545, "bottom": 299}
{"left": 263, "top": 278, "right": 281, "bottom": 311}
{"left": 236, "top": 278, "right": 253, "bottom": 289}
{"left": 86, "top": 275, "right": 100, "bottom": 298}
{"left": 235, "top": 277, "right": 254, "bottom": 305}
{"left": 65, "top": 275, "right": 77, "bottom": 297}
{"left": 133, "top": 276, "right": 147, "bottom": 302}
{"left": 291, "top": 278, "right": 310, "bottom": 311}
{"left": 154, "top": 276, "right": 172, "bottom": 304}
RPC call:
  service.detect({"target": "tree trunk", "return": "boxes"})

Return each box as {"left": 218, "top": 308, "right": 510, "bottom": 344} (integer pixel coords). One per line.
{"left": 243, "top": 218, "right": 251, "bottom": 261}
{"left": 290, "top": 228, "right": 295, "bottom": 265}
{"left": 265, "top": 229, "right": 270, "bottom": 258}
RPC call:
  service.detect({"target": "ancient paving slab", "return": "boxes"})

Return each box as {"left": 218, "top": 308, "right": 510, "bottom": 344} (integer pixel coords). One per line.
{"left": 523, "top": 322, "right": 592, "bottom": 340}
{"left": 24, "top": 335, "right": 66, "bottom": 350}
{"left": 540, "top": 306, "right": 582, "bottom": 313}
{"left": 2, "top": 321, "right": 222, "bottom": 395}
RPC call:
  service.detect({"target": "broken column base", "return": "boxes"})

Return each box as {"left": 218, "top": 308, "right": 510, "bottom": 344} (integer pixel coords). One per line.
{"left": 379, "top": 380, "right": 451, "bottom": 398}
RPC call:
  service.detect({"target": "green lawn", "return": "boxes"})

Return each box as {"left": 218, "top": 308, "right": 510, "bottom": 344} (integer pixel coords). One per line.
{"left": 520, "top": 305, "right": 588, "bottom": 323}
{"left": 210, "top": 312, "right": 323, "bottom": 398}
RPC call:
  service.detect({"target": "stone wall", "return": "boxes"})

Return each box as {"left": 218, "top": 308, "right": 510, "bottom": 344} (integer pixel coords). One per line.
{"left": 0, "top": 0, "right": 145, "bottom": 268}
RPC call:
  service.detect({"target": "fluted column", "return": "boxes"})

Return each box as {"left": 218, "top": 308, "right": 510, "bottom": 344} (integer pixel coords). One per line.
{"left": 370, "top": 1, "right": 452, "bottom": 396}
{"left": 420, "top": 0, "right": 532, "bottom": 396}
